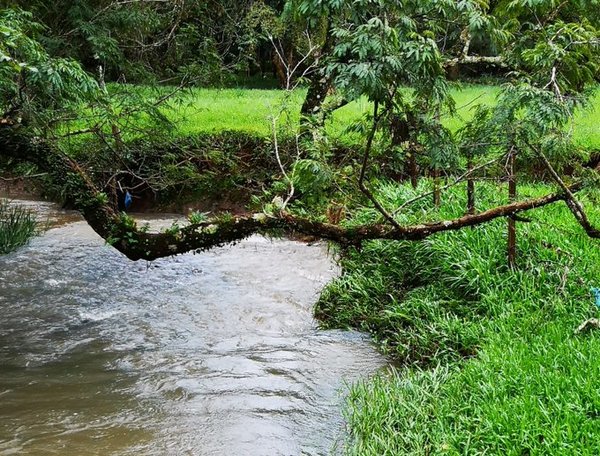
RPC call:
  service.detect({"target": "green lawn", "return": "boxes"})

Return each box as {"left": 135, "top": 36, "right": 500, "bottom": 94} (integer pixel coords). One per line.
{"left": 158, "top": 84, "right": 600, "bottom": 149}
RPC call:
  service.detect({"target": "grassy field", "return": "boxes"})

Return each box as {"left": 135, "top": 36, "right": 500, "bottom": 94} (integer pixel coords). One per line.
{"left": 159, "top": 84, "right": 600, "bottom": 149}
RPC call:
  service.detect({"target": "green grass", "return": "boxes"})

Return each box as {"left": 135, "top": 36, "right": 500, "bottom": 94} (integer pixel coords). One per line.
{"left": 316, "top": 181, "right": 600, "bottom": 455}
{"left": 163, "top": 88, "right": 305, "bottom": 136}
{"left": 573, "top": 90, "right": 600, "bottom": 149}
{"left": 0, "top": 200, "right": 37, "bottom": 254}
{"left": 153, "top": 84, "right": 600, "bottom": 149}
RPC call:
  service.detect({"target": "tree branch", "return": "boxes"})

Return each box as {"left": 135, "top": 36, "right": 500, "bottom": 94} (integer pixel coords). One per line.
{"left": 527, "top": 140, "right": 600, "bottom": 238}
{"left": 358, "top": 102, "right": 402, "bottom": 229}
{"left": 1, "top": 124, "right": 591, "bottom": 262}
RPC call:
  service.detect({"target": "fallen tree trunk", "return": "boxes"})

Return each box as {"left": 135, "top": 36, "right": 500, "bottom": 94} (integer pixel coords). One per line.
{"left": 0, "top": 124, "right": 589, "bottom": 262}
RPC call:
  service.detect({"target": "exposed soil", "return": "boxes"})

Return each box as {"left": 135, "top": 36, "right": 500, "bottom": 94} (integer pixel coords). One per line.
{"left": 0, "top": 174, "right": 252, "bottom": 217}
{"left": 0, "top": 176, "right": 45, "bottom": 200}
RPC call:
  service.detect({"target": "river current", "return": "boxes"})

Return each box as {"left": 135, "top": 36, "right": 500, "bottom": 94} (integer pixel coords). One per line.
{"left": 0, "top": 200, "right": 385, "bottom": 455}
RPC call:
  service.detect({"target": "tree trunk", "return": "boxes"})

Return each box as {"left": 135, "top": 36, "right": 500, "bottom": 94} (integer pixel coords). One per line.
{"left": 507, "top": 149, "right": 517, "bottom": 268}
{"left": 409, "top": 152, "right": 418, "bottom": 189}
{"left": 467, "top": 156, "right": 475, "bottom": 215}
{"left": 300, "top": 76, "right": 330, "bottom": 119}
{"left": 272, "top": 52, "right": 288, "bottom": 88}
{"left": 390, "top": 113, "right": 418, "bottom": 189}
{"left": 433, "top": 168, "right": 441, "bottom": 207}
{"left": 300, "top": 24, "right": 335, "bottom": 126}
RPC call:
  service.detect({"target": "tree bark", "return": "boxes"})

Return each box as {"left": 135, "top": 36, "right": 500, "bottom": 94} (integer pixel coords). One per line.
{"left": 300, "top": 24, "right": 335, "bottom": 125}
{"left": 433, "top": 168, "right": 441, "bottom": 207}
{"left": 467, "top": 156, "right": 475, "bottom": 215}
{"left": 409, "top": 152, "right": 418, "bottom": 189}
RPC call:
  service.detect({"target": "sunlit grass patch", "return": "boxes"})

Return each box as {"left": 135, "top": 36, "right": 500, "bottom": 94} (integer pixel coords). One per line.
{"left": 146, "top": 83, "right": 599, "bottom": 149}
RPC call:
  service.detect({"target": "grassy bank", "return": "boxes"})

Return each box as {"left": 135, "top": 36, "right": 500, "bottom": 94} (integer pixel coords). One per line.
{"left": 48, "top": 83, "right": 598, "bottom": 210}
{"left": 155, "top": 84, "right": 600, "bottom": 149}
{"left": 316, "top": 181, "right": 600, "bottom": 455}
{"left": 0, "top": 200, "right": 37, "bottom": 254}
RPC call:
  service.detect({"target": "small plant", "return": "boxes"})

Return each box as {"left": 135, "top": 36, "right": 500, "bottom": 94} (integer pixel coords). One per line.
{"left": 0, "top": 200, "right": 37, "bottom": 254}
{"left": 94, "top": 192, "right": 109, "bottom": 205}
{"left": 187, "top": 211, "right": 209, "bottom": 224}
{"left": 214, "top": 211, "right": 234, "bottom": 224}
{"left": 163, "top": 221, "right": 181, "bottom": 236}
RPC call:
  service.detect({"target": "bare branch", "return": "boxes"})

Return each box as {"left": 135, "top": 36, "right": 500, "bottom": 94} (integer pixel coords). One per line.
{"left": 358, "top": 102, "right": 402, "bottom": 229}
{"left": 0, "top": 173, "right": 48, "bottom": 181}
{"left": 527, "top": 140, "right": 600, "bottom": 238}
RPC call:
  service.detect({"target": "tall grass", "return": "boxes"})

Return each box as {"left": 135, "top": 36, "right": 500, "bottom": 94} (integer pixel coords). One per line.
{"left": 317, "top": 181, "right": 600, "bottom": 455}
{"left": 0, "top": 200, "right": 37, "bottom": 254}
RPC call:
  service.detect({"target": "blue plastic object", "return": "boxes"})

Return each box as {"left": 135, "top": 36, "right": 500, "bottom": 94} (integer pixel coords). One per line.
{"left": 124, "top": 191, "right": 133, "bottom": 210}
{"left": 591, "top": 287, "right": 600, "bottom": 308}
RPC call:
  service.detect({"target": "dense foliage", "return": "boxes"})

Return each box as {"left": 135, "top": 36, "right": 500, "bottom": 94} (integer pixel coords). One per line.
{"left": 3, "top": 0, "right": 288, "bottom": 85}
{"left": 2, "top": 0, "right": 597, "bottom": 89}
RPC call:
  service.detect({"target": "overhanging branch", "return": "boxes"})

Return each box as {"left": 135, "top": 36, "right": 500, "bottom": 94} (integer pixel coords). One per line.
{"left": 0, "top": 124, "right": 591, "bottom": 262}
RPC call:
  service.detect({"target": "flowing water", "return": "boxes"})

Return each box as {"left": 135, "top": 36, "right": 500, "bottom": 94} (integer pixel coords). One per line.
{"left": 0, "top": 200, "right": 386, "bottom": 455}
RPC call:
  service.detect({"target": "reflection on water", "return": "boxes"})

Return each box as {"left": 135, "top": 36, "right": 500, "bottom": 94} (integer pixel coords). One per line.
{"left": 0, "top": 201, "right": 386, "bottom": 455}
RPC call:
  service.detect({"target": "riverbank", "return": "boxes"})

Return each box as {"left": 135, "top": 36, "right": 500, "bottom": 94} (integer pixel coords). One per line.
{"left": 317, "top": 181, "right": 600, "bottom": 454}
{"left": 4, "top": 83, "right": 599, "bottom": 214}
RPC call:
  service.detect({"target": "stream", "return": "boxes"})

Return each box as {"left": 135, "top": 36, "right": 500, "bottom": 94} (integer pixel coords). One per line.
{"left": 0, "top": 200, "right": 386, "bottom": 455}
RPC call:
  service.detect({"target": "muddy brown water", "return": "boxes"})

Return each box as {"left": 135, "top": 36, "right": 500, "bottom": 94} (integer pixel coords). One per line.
{"left": 0, "top": 200, "right": 386, "bottom": 455}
